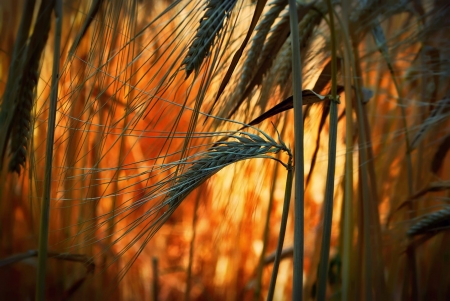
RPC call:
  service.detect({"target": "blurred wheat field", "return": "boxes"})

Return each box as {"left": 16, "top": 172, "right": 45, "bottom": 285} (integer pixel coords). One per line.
{"left": 1, "top": 0, "right": 450, "bottom": 300}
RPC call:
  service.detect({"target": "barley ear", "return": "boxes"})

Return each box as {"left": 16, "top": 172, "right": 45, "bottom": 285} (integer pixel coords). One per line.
{"left": 407, "top": 207, "right": 450, "bottom": 237}
{"left": 275, "top": 3, "right": 325, "bottom": 88}
{"left": 236, "top": 0, "right": 286, "bottom": 98}
{"left": 182, "top": 0, "right": 238, "bottom": 78}
{"left": 167, "top": 132, "right": 291, "bottom": 209}
{"left": 7, "top": 1, "right": 53, "bottom": 175}
{"left": 8, "top": 69, "right": 38, "bottom": 174}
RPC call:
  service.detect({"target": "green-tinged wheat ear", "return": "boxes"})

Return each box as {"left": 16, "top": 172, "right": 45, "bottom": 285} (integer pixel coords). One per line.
{"left": 407, "top": 206, "right": 450, "bottom": 237}
{"left": 8, "top": 68, "right": 38, "bottom": 174}
{"left": 7, "top": 1, "right": 53, "bottom": 175}
{"left": 235, "top": 0, "right": 286, "bottom": 97}
{"left": 166, "top": 132, "right": 290, "bottom": 209}
{"left": 182, "top": 0, "right": 238, "bottom": 78}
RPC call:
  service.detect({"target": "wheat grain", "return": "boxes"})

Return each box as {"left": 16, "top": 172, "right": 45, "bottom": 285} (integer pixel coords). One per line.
{"left": 407, "top": 206, "right": 450, "bottom": 236}
{"left": 182, "top": 0, "right": 238, "bottom": 78}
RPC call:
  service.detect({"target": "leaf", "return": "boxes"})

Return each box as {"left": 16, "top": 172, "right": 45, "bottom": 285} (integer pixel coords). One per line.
{"left": 242, "top": 89, "right": 333, "bottom": 128}
{"left": 212, "top": 89, "right": 337, "bottom": 146}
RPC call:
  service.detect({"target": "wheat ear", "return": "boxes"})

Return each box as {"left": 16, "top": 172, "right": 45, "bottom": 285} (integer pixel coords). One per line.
{"left": 274, "top": 2, "right": 326, "bottom": 88}
{"left": 182, "top": 0, "right": 238, "bottom": 78}
{"left": 166, "top": 131, "right": 290, "bottom": 209}
{"left": 8, "top": 2, "right": 53, "bottom": 175}
{"left": 8, "top": 68, "right": 38, "bottom": 174}
{"left": 124, "top": 131, "right": 291, "bottom": 247}
{"left": 407, "top": 207, "right": 450, "bottom": 237}
{"left": 235, "top": 0, "right": 286, "bottom": 97}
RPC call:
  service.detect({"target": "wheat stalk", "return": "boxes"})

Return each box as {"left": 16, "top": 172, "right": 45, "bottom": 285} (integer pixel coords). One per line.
{"left": 182, "top": 0, "right": 238, "bottom": 78}
{"left": 407, "top": 206, "right": 450, "bottom": 237}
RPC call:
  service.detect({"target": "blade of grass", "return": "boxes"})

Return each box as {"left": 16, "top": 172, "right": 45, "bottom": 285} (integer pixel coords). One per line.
{"left": 35, "top": 1, "right": 61, "bottom": 300}
{"left": 287, "top": 0, "right": 305, "bottom": 299}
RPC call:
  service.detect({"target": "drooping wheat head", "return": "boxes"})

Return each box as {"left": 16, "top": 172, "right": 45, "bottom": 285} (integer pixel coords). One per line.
{"left": 94, "top": 130, "right": 292, "bottom": 284}
{"left": 166, "top": 131, "right": 290, "bottom": 209}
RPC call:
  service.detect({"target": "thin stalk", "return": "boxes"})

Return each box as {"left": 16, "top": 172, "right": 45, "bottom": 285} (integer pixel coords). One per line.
{"left": 368, "top": 11, "right": 415, "bottom": 299}
{"left": 185, "top": 191, "right": 201, "bottom": 301}
{"left": 153, "top": 257, "right": 159, "bottom": 301}
{"left": 335, "top": 3, "right": 354, "bottom": 300}
{"left": 254, "top": 160, "right": 281, "bottom": 301}
{"left": 316, "top": 1, "right": 339, "bottom": 299}
{"left": 351, "top": 40, "right": 373, "bottom": 301}
{"left": 35, "top": 1, "right": 61, "bottom": 300}
{"left": 267, "top": 157, "right": 293, "bottom": 301}
{"left": 287, "top": 0, "right": 305, "bottom": 299}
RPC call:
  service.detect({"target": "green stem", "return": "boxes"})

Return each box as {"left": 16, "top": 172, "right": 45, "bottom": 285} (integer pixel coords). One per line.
{"left": 255, "top": 160, "right": 281, "bottom": 301}
{"left": 334, "top": 3, "right": 354, "bottom": 299}
{"left": 287, "top": 0, "right": 305, "bottom": 299}
{"left": 267, "top": 157, "right": 293, "bottom": 301}
{"left": 36, "top": 1, "right": 61, "bottom": 300}
{"left": 185, "top": 191, "right": 201, "bottom": 301}
{"left": 317, "top": 1, "right": 339, "bottom": 299}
